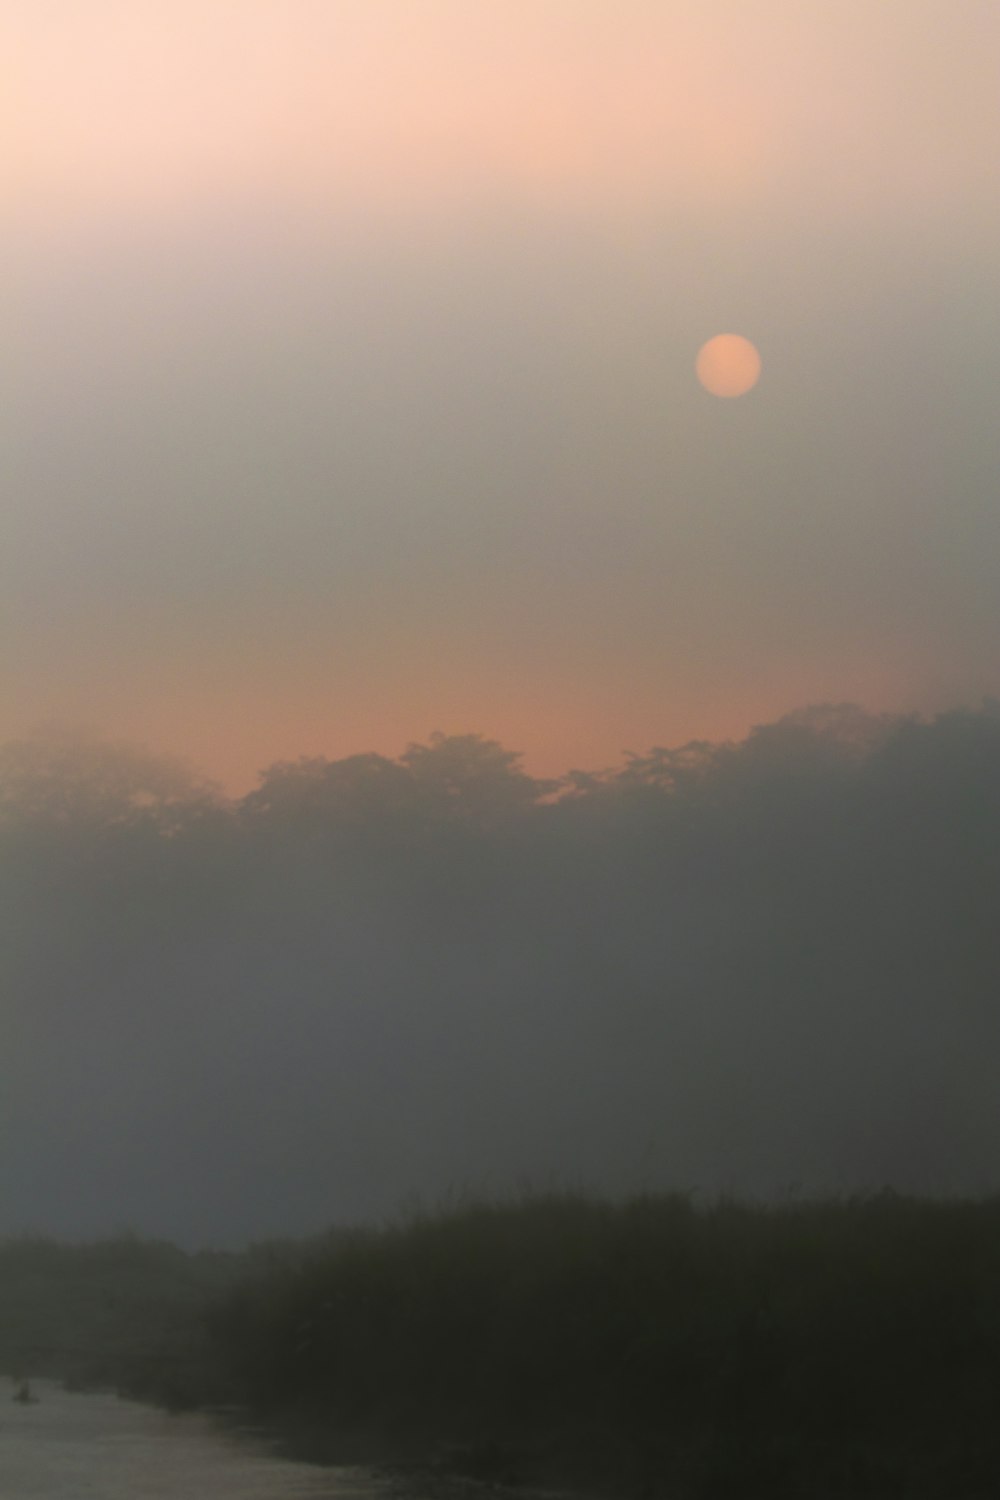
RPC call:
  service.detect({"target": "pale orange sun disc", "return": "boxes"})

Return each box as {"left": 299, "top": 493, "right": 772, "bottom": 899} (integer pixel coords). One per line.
{"left": 696, "top": 333, "right": 761, "bottom": 398}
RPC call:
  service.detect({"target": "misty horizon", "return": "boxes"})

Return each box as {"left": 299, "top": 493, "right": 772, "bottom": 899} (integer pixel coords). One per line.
{"left": 3, "top": 694, "right": 999, "bottom": 1249}
{"left": 9, "top": 689, "right": 1000, "bottom": 800}
{"left": 6, "top": 0, "right": 1000, "bottom": 1251}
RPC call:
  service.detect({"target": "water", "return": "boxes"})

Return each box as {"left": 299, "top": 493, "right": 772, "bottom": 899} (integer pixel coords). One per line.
{"left": 0, "top": 1381, "right": 400, "bottom": 1499}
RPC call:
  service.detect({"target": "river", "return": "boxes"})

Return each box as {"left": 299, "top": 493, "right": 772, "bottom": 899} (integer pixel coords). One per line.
{"left": 0, "top": 1380, "right": 404, "bottom": 1499}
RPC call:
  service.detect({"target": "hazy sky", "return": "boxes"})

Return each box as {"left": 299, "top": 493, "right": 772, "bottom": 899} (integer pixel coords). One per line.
{"left": 6, "top": 0, "right": 1000, "bottom": 788}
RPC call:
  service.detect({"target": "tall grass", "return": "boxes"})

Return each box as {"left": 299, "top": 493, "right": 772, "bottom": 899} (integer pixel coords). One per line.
{"left": 7, "top": 1198, "right": 999, "bottom": 1491}
{"left": 207, "top": 1190, "right": 1000, "bottom": 1494}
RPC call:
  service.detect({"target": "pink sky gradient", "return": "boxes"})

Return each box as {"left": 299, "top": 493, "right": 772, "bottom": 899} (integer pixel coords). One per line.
{"left": 5, "top": 2, "right": 1000, "bottom": 787}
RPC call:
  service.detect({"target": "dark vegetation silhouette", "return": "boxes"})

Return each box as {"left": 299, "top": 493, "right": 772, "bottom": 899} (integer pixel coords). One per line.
{"left": 3, "top": 704, "right": 1000, "bottom": 1493}
{"left": 204, "top": 1191, "right": 1000, "bottom": 1495}
{"left": 7, "top": 1192, "right": 1000, "bottom": 1496}
{"left": 2, "top": 701, "right": 1000, "bottom": 1245}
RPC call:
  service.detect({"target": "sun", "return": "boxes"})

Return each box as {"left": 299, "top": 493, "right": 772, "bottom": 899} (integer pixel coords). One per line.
{"left": 696, "top": 334, "right": 761, "bottom": 398}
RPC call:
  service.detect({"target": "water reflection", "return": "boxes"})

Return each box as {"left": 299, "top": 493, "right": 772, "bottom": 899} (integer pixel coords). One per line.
{"left": 0, "top": 1381, "right": 391, "bottom": 1499}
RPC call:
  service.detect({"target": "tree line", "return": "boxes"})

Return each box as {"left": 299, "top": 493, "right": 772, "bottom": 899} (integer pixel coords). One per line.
{"left": 2, "top": 701, "right": 999, "bottom": 1244}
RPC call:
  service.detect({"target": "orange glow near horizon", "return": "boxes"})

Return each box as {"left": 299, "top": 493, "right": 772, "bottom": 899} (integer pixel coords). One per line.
{"left": 54, "top": 642, "right": 922, "bottom": 797}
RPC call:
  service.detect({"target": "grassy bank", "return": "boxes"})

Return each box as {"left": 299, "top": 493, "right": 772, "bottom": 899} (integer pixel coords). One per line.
{"left": 204, "top": 1191, "right": 1000, "bottom": 1496}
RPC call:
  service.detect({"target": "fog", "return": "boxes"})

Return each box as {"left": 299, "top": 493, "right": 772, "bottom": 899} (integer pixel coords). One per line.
{"left": 5, "top": 0, "right": 1000, "bottom": 1256}
{"left": 3, "top": 702, "right": 998, "bottom": 1246}
{"left": 6, "top": 2, "right": 1000, "bottom": 785}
